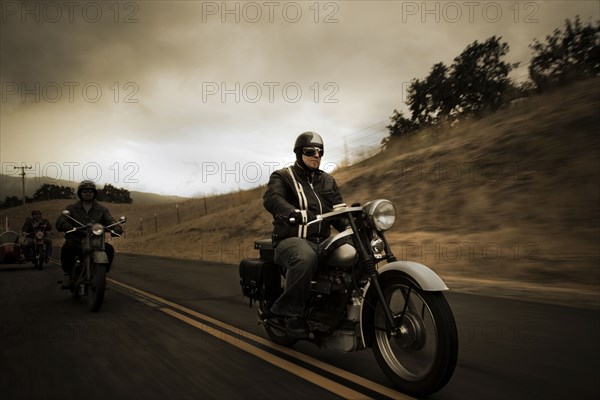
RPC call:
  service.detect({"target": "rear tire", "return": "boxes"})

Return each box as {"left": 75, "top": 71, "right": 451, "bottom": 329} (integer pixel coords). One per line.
{"left": 259, "top": 300, "right": 298, "bottom": 347}
{"left": 88, "top": 263, "right": 106, "bottom": 312}
{"left": 72, "top": 282, "right": 81, "bottom": 299}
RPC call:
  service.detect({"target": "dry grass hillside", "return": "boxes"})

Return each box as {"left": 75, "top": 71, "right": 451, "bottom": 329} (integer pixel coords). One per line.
{"left": 0, "top": 174, "right": 188, "bottom": 206}
{"left": 2, "top": 79, "right": 599, "bottom": 302}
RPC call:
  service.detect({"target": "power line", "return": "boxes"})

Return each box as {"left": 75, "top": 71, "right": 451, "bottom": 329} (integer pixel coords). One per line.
{"left": 11, "top": 165, "right": 32, "bottom": 205}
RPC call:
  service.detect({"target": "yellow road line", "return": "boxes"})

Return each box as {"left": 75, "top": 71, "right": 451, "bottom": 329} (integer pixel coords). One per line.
{"left": 160, "top": 307, "right": 371, "bottom": 400}
{"left": 108, "top": 278, "right": 413, "bottom": 400}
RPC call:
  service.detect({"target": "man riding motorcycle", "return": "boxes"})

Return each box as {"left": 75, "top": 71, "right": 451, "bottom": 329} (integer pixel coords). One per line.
{"left": 263, "top": 131, "right": 348, "bottom": 338}
{"left": 55, "top": 180, "right": 123, "bottom": 288}
{"left": 21, "top": 210, "right": 53, "bottom": 261}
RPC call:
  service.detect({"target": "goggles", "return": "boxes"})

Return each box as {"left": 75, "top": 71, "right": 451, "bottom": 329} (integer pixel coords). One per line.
{"left": 302, "top": 146, "right": 324, "bottom": 157}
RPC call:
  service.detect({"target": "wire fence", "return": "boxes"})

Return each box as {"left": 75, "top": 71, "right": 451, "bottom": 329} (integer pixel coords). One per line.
{"left": 17, "top": 64, "right": 536, "bottom": 244}
{"left": 100, "top": 63, "right": 538, "bottom": 242}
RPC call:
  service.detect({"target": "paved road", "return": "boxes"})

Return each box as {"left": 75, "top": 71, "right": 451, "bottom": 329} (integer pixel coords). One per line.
{"left": 1, "top": 253, "right": 598, "bottom": 399}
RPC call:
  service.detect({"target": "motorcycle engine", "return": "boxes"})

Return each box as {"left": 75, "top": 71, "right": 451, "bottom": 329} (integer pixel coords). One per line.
{"left": 308, "top": 269, "right": 354, "bottom": 325}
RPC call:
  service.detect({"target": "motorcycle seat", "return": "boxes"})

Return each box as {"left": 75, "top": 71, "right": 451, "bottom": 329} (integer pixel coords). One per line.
{"left": 254, "top": 239, "right": 274, "bottom": 263}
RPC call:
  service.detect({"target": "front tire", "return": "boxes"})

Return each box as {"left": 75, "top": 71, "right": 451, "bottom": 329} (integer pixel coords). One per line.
{"left": 88, "top": 263, "right": 106, "bottom": 312}
{"left": 36, "top": 246, "right": 45, "bottom": 270}
{"left": 371, "top": 274, "right": 458, "bottom": 397}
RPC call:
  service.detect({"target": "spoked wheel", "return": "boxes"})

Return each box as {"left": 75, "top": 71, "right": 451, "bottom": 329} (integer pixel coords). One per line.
{"left": 371, "top": 274, "right": 458, "bottom": 397}
{"left": 36, "top": 247, "right": 45, "bottom": 270}
{"left": 88, "top": 263, "right": 107, "bottom": 312}
{"left": 71, "top": 277, "right": 81, "bottom": 299}
{"left": 70, "top": 261, "right": 83, "bottom": 299}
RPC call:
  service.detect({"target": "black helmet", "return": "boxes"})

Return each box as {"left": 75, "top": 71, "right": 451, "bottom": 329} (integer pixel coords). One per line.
{"left": 293, "top": 131, "right": 324, "bottom": 155}
{"left": 77, "top": 180, "right": 98, "bottom": 199}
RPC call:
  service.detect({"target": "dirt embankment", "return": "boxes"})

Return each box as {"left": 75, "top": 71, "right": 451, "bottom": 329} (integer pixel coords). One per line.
{"left": 3, "top": 79, "right": 599, "bottom": 308}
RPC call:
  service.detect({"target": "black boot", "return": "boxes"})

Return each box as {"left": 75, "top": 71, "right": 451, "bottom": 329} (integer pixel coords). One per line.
{"left": 285, "top": 316, "right": 308, "bottom": 338}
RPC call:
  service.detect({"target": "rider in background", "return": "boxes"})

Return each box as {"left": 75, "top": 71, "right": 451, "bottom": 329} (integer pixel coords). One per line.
{"left": 55, "top": 180, "right": 123, "bottom": 288}
{"left": 21, "top": 210, "right": 53, "bottom": 261}
{"left": 263, "top": 131, "right": 348, "bottom": 338}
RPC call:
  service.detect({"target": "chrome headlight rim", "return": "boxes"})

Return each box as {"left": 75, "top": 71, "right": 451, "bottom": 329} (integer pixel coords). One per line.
{"left": 91, "top": 223, "right": 104, "bottom": 236}
{"left": 35, "top": 231, "right": 44, "bottom": 240}
{"left": 363, "top": 199, "right": 396, "bottom": 231}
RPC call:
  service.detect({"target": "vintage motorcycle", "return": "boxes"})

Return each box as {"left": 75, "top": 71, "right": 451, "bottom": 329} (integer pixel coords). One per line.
{"left": 60, "top": 210, "right": 126, "bottom": 312}
{"left": 239, "top": 199, "right": 458, "bottom": 397}
{"left": 23, "top": 223, "right": 51, "bottom": 270}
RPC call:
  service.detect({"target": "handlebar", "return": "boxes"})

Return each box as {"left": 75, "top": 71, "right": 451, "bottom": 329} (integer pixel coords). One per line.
{"left": 61, "top": 210, "right": 85, "bottom": 227}
{"left": 62, "top": 210, "right": 127, "bottom": 236}
{"left": 289, "top": 206, "right": 362, "bottom": 226}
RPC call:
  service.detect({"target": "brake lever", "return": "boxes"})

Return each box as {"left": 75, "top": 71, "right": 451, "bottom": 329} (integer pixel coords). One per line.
{"left": 306, "top": 216, "right": 323, "bottom": 226}
{"left": 288, "top": 215, "right": 323, "bottom": 226}
{"left": 109, "top": 229, "right": 123, "bottom": 237}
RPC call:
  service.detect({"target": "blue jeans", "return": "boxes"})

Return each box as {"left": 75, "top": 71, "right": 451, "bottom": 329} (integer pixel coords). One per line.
{"left": 270, "top": 237, "right": 321, "bottom": 317}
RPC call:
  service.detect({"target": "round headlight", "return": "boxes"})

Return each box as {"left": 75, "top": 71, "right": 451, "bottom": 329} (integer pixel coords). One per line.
{"left": 92, "top": 223, "right": 104, "bottom": 236}
{"left": 363, "top": 199, "right": 396, "bottom": 231}
{"left": 35, "top": 231, "right": 44, "bottom": 240}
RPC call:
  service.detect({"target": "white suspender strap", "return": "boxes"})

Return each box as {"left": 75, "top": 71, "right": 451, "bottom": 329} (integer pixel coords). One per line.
{"left": 287, "top": 167, "right": 308, "bottom": 238}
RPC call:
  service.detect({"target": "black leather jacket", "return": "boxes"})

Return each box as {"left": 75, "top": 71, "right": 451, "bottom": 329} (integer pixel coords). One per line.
{"left": 21, "top": 219, "right": 52, "bottom": 237}
{"left": 55, "top": 200, "right": 123, "bottom": 240}
{"left": 263, "top": 162, "right": 347, "bottom": 246}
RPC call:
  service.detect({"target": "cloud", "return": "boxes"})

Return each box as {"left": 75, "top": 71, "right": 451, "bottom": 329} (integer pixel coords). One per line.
{"left": 1, "top": 1, "right": 598, "bottom": 196}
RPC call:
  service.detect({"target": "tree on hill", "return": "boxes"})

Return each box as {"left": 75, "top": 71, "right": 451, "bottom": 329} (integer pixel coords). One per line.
{"left": 450, "top": 36, "right": 515, "bottom": 116}
{"left": 529, "top": 16, "right": 600, "bottom": 90}
{"left": 32, "top": 184, "right": 75, "bottom": 201}
{"left": 386, "top": 36, "right": 515, "bottom": 145}
{"left": 0, "top": 196, "right": 24, "bottom": 209}
{"left": 383, "top": 110, "right": 420, "bottom": 147}
{"left": 408, "top": 62, "right": 454, "bottom": 127}
{"left": 97, "top": 184, "right": 132, "bottom": 204}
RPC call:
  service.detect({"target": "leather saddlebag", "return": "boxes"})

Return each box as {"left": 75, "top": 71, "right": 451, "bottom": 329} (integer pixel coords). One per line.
{"left": 239, "top": 258, "right": 280, "bottom": 305}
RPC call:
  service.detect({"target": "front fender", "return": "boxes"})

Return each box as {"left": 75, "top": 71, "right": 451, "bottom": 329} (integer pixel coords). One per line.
{"left": 359, "top": 261, "right": 448, "bottom": 348}
{"left": 378, "top": 261, "right": 448, "bottom": 291}
{"left": 92, "top": 251, "right": 109, "bottom": 264}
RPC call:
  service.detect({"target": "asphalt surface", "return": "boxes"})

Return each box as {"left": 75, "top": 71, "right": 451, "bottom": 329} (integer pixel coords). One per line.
{"left": 1, "top": 253, "right": 599, "bottom": 400}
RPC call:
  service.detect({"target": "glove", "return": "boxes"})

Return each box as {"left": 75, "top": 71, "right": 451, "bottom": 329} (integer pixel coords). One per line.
{"left": 288, "top": 210, "right": 315, "bottom": 226}
{"left": 288, "top": 210, "right": 302, "bottom": 226}
{"left": 62, "top": 222, "right": 74, "bottom": 232}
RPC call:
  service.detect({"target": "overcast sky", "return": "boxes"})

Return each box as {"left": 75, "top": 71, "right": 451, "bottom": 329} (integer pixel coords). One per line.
{"left": 1, "top": 1, "right": 598, "bottom": 197}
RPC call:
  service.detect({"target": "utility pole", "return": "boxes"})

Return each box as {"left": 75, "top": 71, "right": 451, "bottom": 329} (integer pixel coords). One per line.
{"left": 12, "top": 165, "right": 32, "bottom": 205}
{"left": 343, "top": 137, "right": 349, "bottom": 167}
